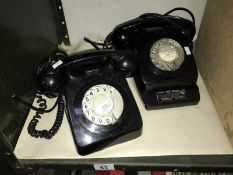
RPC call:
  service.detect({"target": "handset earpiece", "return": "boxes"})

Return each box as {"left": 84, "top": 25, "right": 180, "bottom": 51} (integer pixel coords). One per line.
{"left": 36, "top": 50, "right": 67, "bottom": 74}
{"left": 36, "top": 50, "right": 67, "bottom": 98}
{"left": 111, "top": 50, "right": 138, "bottom": 77}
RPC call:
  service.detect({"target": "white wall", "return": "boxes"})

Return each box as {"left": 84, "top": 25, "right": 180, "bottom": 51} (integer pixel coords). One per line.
{"left": 61, "top": 0, "right": 207, "bottom": 45}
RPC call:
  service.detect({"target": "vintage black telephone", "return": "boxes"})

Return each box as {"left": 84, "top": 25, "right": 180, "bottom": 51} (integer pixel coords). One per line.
{"left": 12, "top": 7, "right": 200, "bottom": 155}
{"left": 15, "top": 49, "right": 142, "bottom": 155}
{"left": 96, "top": 7, "right": 200, "bottom": 109}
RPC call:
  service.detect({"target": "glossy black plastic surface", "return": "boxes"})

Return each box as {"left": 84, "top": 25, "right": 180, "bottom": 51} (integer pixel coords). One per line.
{"left": 36, "top": 51, "right": 67, "bottom": 97}
{"left": 65, "top": 69, "right": 142, "bottom": 155}
{"left": 133, "top": 28, "right": 200, "bottom": 109}
{"left": 135, "top": 83, "right": 200, "bottom": 110}
{"left": 36, "top": 49, "right": 137, "bottom": 97}
{"left": 135, "top": 30, "right": 198, "bottom": 91}
{"left": 108, "top": 14, "right": 196, "bottom": 49}
{"left": 65, "top": 49, "right": 137, "bottom": 76}
{"left": 105, "top": 10, "right": 199, "bottom": 109}
{"left": 36, "top": 49, "right": 142, "bottom": 155}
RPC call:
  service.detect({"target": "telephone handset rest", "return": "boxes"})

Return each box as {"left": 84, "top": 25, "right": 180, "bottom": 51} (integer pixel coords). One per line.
{"left": 36, "top": 49, "right": 137, "bottom": 97}
{"left": 106, "top": 12, "right": 196, "bottom": 49}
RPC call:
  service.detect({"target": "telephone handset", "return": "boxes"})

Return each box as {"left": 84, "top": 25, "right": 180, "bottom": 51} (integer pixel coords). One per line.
{"left": 36, "top": 49, "right": 137, "bottom": 97}
{"left": 33, "top": 49, "right": 142, "bottom": 155}
{"left": 103, "top": 7, "right": 196, "bottom": 50}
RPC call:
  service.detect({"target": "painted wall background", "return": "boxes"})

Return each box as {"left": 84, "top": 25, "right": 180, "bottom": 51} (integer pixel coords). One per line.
{"left": 61, "top": 0, "right": 207, "bottom": 45}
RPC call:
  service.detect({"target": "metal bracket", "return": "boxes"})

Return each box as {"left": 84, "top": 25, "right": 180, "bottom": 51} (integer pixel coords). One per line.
{"left": 51, "top": 0, "right": 70, "bottom": 45}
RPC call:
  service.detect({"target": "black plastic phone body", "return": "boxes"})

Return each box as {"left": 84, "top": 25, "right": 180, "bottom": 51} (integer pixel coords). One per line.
{"left": 133, "top": 28, "right": 200, "bottom": 109}
{"left": 36, "top": 49, "right": 142, "bottom": 155}
{"left": 65, "top": 69, "right": 142, "bottom": 155}
{"left": 104, "top": 11, "right": 200, "bottom": 110}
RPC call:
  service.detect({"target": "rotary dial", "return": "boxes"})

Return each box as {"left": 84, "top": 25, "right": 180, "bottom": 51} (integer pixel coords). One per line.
{"left": 150, "top": 38, "right": 185, "bottom": 71}
{"left": 81, "top": 84, "right": 124, "bottom": 126}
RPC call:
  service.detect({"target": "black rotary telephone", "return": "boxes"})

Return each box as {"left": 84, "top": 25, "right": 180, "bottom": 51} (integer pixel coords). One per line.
{"left": 20, "top": 49, "right": 142, "bottom": 155}
{"left": 98, "top": 7, "right": 200, "bottom": 109}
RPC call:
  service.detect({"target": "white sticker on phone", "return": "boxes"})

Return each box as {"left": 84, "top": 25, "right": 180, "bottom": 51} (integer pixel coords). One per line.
{"left": 94, "top": 164, "right": 115, "bottom": 170}
{"left": 52, "top": 60, "right": 63, "bottom": 69}
{"left": 184, "top": 46, "right": 192, "bottom": 55}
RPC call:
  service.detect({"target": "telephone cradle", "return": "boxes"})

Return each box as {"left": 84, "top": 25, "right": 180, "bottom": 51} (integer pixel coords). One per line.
{"left": 35, "top": 49, "right": 142, "bottom": 155}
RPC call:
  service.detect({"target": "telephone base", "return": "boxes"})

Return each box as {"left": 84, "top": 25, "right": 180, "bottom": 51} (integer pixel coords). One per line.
{"left": 136, "top": 84, "right": 200, "bottom": 110}
{"left": 77, "top": 127, "right": 142, "bottom": 156}
{"left": 64, "top": 72, "right": 142, "bottom": 155}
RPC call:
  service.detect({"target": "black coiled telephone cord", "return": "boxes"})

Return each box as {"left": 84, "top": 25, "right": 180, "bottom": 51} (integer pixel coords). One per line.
{"left": 12, "top": 94, "right": 65, "bottom": 139}
{"left": 27, "top": 95, "right": 64, "bottom": 139}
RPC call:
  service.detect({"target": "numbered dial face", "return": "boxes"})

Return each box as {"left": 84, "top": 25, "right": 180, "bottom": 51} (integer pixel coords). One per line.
{"left": 150, "top": 38, "right": 185, "bottom": 71}
{"left": 81, "top": 84, "right": 124, "bottom": 126}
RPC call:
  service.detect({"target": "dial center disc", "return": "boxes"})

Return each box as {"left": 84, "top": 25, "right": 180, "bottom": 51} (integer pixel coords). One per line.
{"left": 158, "top": 45, "right": 178, "bottom": 62}
{"left": 93, "top": 93, "right": 114, "bottom": 115}
{"left": 150, "top": 38, "right": 185, "bottom": 71}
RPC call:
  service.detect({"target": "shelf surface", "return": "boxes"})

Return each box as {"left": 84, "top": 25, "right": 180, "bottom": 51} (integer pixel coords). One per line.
{"left": 14, "top": 75, "right": 233, "bottom": 160}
